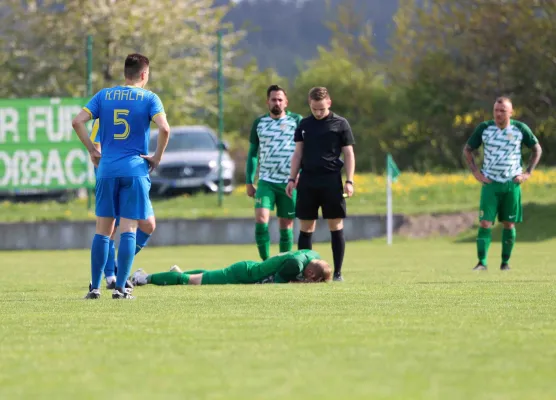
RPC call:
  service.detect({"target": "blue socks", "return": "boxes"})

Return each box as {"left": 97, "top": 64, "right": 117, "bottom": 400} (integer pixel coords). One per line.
{"left": 91, "top": 234, "right": 110, "bottom": 290}
{"left": 116, "top": 232, "right": 136, "bottom": 290}
{"left": 101, "top": 229, "right": 150, "bottom": 287}
{"left": 135, "top": 229, "right": 151, "bottom": 255}
{"left": 104, "top": 240, "right": 116, "bottom": 279}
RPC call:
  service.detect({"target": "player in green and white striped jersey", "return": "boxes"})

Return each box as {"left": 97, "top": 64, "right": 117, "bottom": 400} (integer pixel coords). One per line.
{"left": 246, "top": 85, "right": 303, "bottom": 260}
{"left": 463, "top": 97, "right": 542, "bottom": 271}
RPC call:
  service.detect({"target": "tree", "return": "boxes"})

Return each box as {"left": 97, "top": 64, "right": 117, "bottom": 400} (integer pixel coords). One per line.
{"left": 389, "top": 0, "right": 556, "bottom": 167}
{"left": 291, "top": 43, "right": 402, "bottom": 173}
{"left": 286, "top": 0, "right": 405, "bottom": 173}
{"left": 212, "top": 59, "right": 286, "bottom": 182}
{"left": 0, "top": 0, "right": 244, "bottom": 125}
{"left": 219, "top": 60, "right": 286, "bottom": 137}
{"left": 324, "top": 0, "right": 376, "bottom": 70}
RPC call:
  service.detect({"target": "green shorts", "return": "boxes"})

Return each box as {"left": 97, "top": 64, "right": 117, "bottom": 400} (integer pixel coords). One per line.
{"left": 255, "top": 180, "right": 296, "bottom": 219}
{"left": 479, "top": 181, "right": 522, "bottom": 223}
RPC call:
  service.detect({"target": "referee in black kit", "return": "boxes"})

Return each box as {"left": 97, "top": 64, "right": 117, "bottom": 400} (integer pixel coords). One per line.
{"left": 285, "top": 87, "right": 355, "bottom": 281}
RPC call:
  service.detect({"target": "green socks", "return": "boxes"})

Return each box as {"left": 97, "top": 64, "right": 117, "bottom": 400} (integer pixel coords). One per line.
{"left": 148, "top": 271, "right": 190, "bottom": 285}
{"left": 148, "top": 270, "right": 228, "bottom": 285}
{"left": 477, "top": 227, "right": 516, "bottom": 265}
{"left": 256, "top": 225, "right": 293, "bottom": 259}
{"left": 255, "top": 223, "right": 270, "bottom": 260}
{"left": 502, "top": 228, "right": 516, "bottom": 263}
{"left": 477, "top": 227, "right": 492, "bottom": 266}
{"left": 279, "top": 228, "right": 293, "bottom": 253}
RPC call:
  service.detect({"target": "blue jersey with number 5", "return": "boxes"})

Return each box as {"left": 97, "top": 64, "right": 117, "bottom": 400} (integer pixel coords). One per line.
{"left": 83, "top": 86, "right": 164, "bottom": 178}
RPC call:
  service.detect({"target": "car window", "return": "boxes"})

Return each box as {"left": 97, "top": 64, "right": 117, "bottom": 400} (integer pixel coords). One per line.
{"left": 149, "top": 130, "right": 218, "bottom": 152}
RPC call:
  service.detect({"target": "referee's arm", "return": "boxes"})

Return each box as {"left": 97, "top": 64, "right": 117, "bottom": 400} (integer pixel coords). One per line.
{"left": 341, "top": 119, "right": 356, "bottom": 195}
{"left": 343, "top": 145, "right": 355, "bottom": 182}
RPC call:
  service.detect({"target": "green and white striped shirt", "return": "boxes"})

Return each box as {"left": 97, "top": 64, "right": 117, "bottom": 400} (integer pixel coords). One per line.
{"left": 467, "top": 120, "right": 538, "bottom": 182}
{"left": 249, "top": 111, "right": 302, "bottom": 183}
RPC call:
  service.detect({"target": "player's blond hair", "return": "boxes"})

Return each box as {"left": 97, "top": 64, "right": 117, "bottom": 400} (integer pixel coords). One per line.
{"left": 309, "top": 260, "right": 332, "bottom": 282}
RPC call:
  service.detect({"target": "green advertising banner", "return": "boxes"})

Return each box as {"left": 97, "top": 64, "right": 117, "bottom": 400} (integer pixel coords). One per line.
{"left": 0, "top": 97, "right": 95, "bottom": 190}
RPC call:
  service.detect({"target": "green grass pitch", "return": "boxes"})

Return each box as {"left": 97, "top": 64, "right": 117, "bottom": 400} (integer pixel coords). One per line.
{"left": 1, "top": 238, "right": 556, "bottom": 399}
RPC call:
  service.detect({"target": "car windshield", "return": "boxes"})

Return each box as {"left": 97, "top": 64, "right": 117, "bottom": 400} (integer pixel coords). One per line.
{"left": 149, "top": 130, "right": 217, "bottom": 152}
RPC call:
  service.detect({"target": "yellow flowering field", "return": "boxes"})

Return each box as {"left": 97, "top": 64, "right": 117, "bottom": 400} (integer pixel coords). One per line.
{"left": 233, "top": 169, "right": 556, "bottom": 196}
{"left": 2, "top": 170, "right": 556, "bottom": 222}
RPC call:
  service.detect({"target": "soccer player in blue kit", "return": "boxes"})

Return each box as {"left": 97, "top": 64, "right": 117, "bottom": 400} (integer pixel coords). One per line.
{"left": 89, "top": 119, "right": 157, "bottom": 290}
{"left": 72, "top": 53, "right": 170, "bottom": 299}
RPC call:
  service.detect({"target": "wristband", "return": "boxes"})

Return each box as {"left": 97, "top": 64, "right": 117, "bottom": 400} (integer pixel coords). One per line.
{"left": 288, "top": 178, "right": 296, "bottom": 183}
{"left": 346, "top": 180, "right": 353, "bottom": 185}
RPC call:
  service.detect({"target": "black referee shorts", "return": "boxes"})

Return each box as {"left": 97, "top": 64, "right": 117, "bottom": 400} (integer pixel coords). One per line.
{"left": 295, "top": 174, "right": 346, "bottom": 220}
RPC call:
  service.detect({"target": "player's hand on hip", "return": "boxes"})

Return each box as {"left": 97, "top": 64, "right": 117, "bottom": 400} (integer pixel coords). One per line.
{"left": 473, "top": 171, "right": 492, "bottom": 184}
{"left": 246, "top": 184, "right": 256, "bottom": 198}
{"left": 513, "top": 173, "right": 530, "bottom": 184}
{"left": 140, "top": 154, "right": 161, "bottom": 172}
{"left": 286, "top": 181, "right": 296, "bottom": 198}
{"left": 89, "top": 148, "right": 101, "bottom": 167}
{"left": 344, "top": 182, "right": 354, "bottom": 197}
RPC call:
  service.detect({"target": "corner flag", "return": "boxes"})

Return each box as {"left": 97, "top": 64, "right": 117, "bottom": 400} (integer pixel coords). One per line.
{"left": 387, "top": 153, "right": 400, "bottom": 183}
{"left": 386, "top": 154, "right": 400, "bottom": 245}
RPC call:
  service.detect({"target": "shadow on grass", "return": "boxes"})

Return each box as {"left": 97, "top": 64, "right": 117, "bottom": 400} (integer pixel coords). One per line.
{"left": 455, "top": 202, "right": 556, "bottom": 243}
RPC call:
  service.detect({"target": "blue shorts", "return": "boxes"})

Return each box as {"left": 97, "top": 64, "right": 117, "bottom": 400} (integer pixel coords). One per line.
{"left": 94, "top": 169, "right": 153, "bottom": 226}
{"left": 95, "top": 176, "right": 154, "bottom": 220}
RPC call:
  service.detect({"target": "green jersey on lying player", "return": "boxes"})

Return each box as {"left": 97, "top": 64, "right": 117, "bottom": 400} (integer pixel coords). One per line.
{"left": 131, "top": 250, "right": 331, "bottom": 286}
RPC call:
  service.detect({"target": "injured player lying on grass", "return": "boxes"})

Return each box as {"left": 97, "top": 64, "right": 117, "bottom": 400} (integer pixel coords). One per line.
{"left": 131, "top": 250, "right": 332, "bottom": 286}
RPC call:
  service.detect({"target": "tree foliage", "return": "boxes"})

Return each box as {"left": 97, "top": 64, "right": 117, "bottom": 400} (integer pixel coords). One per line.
{"left": 388, "top": 0, "right": 556, "bottom": 169}
{"left": 0, "top": 0, "right": 244, "bottom": 125}
{"left": 3, "top": 0, "right": 556, "bottom": 174}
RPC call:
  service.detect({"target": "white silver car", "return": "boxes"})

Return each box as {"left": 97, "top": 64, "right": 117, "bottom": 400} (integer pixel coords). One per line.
{"left": 148, "top": 125, "right": 235, "bottom": 196}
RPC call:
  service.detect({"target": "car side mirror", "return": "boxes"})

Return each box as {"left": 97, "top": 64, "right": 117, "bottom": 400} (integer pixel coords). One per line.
{"left": 219, "top": 141, "right": 229, "bottom": 151}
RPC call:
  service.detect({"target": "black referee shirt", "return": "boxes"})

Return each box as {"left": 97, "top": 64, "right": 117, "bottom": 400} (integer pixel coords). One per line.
{"left": 294, "top": 112, "right": 355, "bottom": 176}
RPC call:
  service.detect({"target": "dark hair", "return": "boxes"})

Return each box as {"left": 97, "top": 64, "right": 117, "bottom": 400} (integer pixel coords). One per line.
{"left": 308, "top": 87, "right": 330, "bottom": 101}
{"left": 267, "top": 84, "right": 287, "bottom": 99}
{"left": 124, "top": 53, "right": 150, "bottom": 80}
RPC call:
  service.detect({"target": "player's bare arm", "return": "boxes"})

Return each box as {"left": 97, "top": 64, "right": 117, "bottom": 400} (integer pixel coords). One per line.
{"left": 286, "top": 142, "right": 303, "bottom": 198}
{"left": 72, "top": 110, "right": 101, "bottom": 166}
{"left": 141, "top": 113, "right": 170, "bottom": 172}
{"left": 463, "top": 144, "right": 491, "bottom": 183}
{"left": 515, "top": 143, "right": 542, "bottom": 183}
{"left": 342, "top": 145, "right": 355, "bottom": 197}
{"left": 526, "top": 143, "right": 543, "bottom": 173}
{"left": 245, "top": 141, "right": 259, "bottom": 198}
{"left": 246, "top": 184, "right": 256, "bottom": 197}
